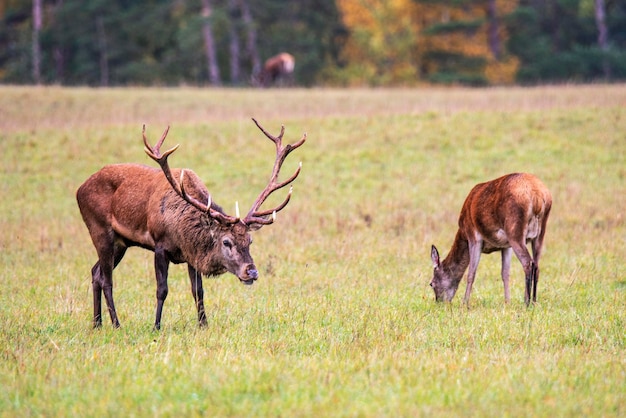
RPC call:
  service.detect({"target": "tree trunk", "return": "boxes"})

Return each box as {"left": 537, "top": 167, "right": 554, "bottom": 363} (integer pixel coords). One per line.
{"left": 228, "top": 0, "right": 241, "bottom": 84}
{"left": 32, "top": 0, "right": 42, "bottom": 84}
{"left": 486, "top": 0, "right": 501, "bottom": 60}
{"left": 594, "top": 0, "right": 611, "bottom": 79}
{"left": 595, "top": 0, "right": 608, "bottom": 50}
{"left": 53, "top": 0, "right": 65, "bottom": 84}
{"left": 53, "top": 48, "right": 64, "bottom": 83}
{"left": 96, "top": 16, "right": 109, "bottom": 87}
{"left": 201, "top": 0, "right": 221, "bottom": 86}
{"left": 238, "top": 0, "right": 261, "bottom": 76}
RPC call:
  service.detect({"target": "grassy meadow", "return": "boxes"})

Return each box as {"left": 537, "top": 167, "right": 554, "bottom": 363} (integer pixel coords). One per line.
{"left": 0, "top": 85, "right": 624, "bottom": 417}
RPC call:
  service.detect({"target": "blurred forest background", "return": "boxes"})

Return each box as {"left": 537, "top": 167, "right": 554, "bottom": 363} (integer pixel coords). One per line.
{"left": 2, "top": 0, "right": 626, "bottom": 87}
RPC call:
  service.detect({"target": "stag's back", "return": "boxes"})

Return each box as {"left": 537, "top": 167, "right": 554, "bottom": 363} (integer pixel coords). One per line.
{"left": 77, "top": 164, "right": 173, "bottom": 248}
{"left": 78, "top": 163, "right": 215, "bottom": 249}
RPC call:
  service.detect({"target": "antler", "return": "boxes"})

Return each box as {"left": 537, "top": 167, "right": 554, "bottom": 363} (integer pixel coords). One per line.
{"left": 244, "top": 118, "right": 306, "bottom": 226}
{"left": 142, "top": 125, "right": 239, "bottom": 225}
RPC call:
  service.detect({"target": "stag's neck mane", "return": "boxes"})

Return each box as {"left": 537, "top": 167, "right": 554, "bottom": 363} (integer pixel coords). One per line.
{"left": 162, "top": 192, "right": 230, "bottom": 276}
{"left": 441, "top": 229, "right": 471, "bottom": 284}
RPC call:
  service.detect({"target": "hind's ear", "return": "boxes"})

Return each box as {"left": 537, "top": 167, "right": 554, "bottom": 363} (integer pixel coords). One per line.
{"left": 431, "top": 245, "right": 440, "bottom": 268}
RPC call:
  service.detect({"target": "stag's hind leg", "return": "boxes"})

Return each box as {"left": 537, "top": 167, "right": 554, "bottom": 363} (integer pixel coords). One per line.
{"left": 91, "top": 233, "right": 127, "bottom": 328}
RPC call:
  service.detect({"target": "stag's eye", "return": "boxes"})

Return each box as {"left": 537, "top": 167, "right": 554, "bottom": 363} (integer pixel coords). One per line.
{"left": 223, "top": 238, "right": 233, "bottom": 249}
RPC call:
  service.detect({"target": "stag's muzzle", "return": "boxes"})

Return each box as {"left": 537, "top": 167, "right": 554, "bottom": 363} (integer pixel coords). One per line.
{"left": 240, "top": 264, "right": 258, "bottom": 285}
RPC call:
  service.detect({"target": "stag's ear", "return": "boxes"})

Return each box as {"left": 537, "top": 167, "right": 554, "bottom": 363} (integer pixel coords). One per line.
{"left": 431, "top": 245, "right": 441, "bottom": 268}
{"left": 247, "top": 223, "right": 264, "bottom": 232}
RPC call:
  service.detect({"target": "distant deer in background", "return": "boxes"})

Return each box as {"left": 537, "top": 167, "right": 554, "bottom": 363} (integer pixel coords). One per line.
{"left": 77, "top": 119, "right": 306, "bottom": 329}
{"left": 253, "top": 52, "right": 295, "bottom": 87}
{"left": 430, "top": 173, "right": 552, "bottom": 306}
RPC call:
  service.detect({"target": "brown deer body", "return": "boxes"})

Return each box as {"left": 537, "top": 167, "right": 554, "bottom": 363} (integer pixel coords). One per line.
{"left": 77, "top": 120, "right": 305, "bottom": 329}
{"left": 254, "top": 53, "right": 295, "bottom": 87}
{"left": 430, "top": 173, "right": 552, "bottom": 306}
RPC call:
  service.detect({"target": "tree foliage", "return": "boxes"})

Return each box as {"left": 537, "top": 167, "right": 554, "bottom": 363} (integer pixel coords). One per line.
{"left": 1, "top": 0, "right": 625, "bottom": 86}
{"left": 507, "top": 0, "right": 626, "bottom": 83}
{"left": 0, "top": 0, "right": 344, "bottom": 86}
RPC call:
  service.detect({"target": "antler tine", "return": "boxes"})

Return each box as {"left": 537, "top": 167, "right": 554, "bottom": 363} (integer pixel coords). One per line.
{"left": 245, "top": 187, "right": 293, "bottom": 225}
{"left": 142, "top": 125, "right": 239, "bottom": 224}
{"left": 252, "top": 117, "right": 285, "bottom": 145}
{"left": 142, "top": 125, "right": 182, "bottom": 196}
{"left": 143, "top": 124, "right": 179, "bottom": 162}
{"left": 244, "top": 119, "right": 306, "bottom": 226}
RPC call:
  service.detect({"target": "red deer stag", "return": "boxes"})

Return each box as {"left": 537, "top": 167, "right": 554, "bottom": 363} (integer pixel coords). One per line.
{"left": 430, "top": 173, "right": 552, "bottom": 306}
{"left": 254, "top": 52, "right": 295, "bottom": 87}
{"left": 77, "top": 119, "right": 306, "bottom": 329}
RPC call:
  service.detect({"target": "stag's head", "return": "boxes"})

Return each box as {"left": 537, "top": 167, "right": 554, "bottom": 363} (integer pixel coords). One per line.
{"left": 212, "top": 220, "right": 258, "bottom": 285}
{"left": 143, "top": 119, "right": 306, "bottom": 285}
{"left": 430, "top": 245, "right": 460, "bottom": 302}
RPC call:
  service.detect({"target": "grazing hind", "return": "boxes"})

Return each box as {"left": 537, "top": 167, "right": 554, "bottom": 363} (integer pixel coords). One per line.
{"left": 430, "top": 173, "right": 552, "bottom": 306}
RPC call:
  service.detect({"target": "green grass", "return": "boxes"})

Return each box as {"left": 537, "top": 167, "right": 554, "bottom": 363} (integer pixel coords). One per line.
{"left": 0, "top": 85, "right": 625, "bottom": 417}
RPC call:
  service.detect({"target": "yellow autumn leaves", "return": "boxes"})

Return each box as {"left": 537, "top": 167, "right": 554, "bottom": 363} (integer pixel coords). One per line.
{"left": 334, "top": 0, "right": 519, "bottom": 85}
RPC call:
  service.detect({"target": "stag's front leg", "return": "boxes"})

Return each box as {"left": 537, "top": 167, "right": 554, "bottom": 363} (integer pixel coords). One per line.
{"left": 153, "top": 246, "right": 170, "bottom": 331}
{"left": 188, "top": 265, "right": 207, "bottom": 327}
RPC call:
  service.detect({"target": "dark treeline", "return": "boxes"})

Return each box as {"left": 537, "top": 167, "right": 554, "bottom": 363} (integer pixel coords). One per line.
{"left": 1, "top": 0, "right": 626, "bottom": 87}
{"left": 509, "top": 0, "right": 626, "bottom": 84}
{"left": 2, "top": 0, "right": 342, "bottom": 86}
